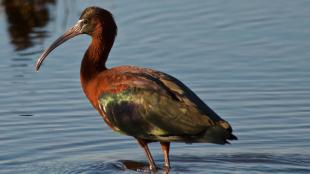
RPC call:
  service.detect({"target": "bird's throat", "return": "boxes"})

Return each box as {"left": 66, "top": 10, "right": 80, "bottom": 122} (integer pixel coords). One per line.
{"left": 80, "top": 37, "right": 112, "bottom": 83}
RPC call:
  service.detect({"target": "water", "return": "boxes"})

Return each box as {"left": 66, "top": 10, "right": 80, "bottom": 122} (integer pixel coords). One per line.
{"left": 1, "top": 0, "right": 310, "bottom": 173}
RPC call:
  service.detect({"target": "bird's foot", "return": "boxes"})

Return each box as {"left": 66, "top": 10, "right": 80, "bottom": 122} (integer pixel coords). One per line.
{"left": 163, "top": 163, "right": 170, "bottom": 173}
{"left": 149, "top": 164, "right": 158, "bottom": 172}
{"left": 163, "top": 167, "right": 170, "bottom": 174}
{"left": 163, "top": 162, "right": 170, "bottom": 168}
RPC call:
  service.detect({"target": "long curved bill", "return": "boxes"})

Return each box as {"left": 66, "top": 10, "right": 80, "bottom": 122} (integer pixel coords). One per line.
{"left": 35, "top": 20, "right": 84, "bottom": 71}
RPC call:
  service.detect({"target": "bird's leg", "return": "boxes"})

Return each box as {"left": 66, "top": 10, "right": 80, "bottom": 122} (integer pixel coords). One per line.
{"left": 160, "top": 142, "right": 170, "bottom": 169}
{"left": 137, "top": 139, "right": 157, "bottom": 171}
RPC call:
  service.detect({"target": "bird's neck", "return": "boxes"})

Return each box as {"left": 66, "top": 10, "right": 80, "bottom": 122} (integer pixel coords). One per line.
{"left": 80, "top": 21, "right": 117, "bottom": 106}
{"left": 80, "top": 36, "right": 113, "bottom": 84}
{"left": 80, "top": 36, "right": 114, "bottom": 107}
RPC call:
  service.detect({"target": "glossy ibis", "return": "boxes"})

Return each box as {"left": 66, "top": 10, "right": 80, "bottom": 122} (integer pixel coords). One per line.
{"left": 35, "top": 7, "right": 237, "bottom": 171}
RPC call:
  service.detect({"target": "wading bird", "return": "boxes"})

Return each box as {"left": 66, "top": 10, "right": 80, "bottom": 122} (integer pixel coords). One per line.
{"left": 35, "top": 7, "right": 237, "bottom": 171}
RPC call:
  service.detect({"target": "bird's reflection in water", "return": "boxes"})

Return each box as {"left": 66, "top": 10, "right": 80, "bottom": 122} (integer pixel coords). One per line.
{"left": 120, "top": 160, "right": 170, "bottom": 174}
{"left": 1, "top": 0, "right": 55, "bottom": 51}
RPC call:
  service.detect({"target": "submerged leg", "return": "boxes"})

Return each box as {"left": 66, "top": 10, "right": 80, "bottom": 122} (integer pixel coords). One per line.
{"left": 160, "top": 142, "right": 171, "bottom": 169}
{"left": 137, "top": 139, "right": 157, "bottom": 171}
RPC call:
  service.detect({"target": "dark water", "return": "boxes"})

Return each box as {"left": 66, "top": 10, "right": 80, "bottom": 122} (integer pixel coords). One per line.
{"left": 1, "top": 0, "right": 310, "bottom": 173}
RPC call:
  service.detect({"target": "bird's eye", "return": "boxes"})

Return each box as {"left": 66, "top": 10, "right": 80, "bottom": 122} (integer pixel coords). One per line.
{"left": 82, "top": 19, "right": 88, "bottom": 25}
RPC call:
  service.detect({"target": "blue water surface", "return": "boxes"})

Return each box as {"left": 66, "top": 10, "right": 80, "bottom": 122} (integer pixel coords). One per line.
{"left": 0, "top": 0, "right": 309, "bottom": 173}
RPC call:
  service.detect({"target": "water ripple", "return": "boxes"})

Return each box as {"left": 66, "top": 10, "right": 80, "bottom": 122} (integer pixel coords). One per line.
{"left": 1, "top": 0, "right": 310, "bottom": 174}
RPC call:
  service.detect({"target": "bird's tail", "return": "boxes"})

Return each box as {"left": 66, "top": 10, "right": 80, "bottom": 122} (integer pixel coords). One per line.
{"left": 201, "top": 120, "right": 238, "bottom": 144}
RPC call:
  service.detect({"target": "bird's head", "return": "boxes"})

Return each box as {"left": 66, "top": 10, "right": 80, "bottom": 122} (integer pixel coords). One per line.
{"left": 35, "top": 7, "right": 117, "bottom": 71}
{"left": 78, "top": 7, "right": 117, "bottom": 37}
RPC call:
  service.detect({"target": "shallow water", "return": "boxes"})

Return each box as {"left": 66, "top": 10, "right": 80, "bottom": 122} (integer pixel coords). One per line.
{"left": 1, "top": 0, "right": 310, "bottom": 173}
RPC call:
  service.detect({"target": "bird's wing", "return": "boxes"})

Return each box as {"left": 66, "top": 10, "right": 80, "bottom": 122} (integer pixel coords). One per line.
{"left": 97, "top": 66, "right": 233, "bottom": 142}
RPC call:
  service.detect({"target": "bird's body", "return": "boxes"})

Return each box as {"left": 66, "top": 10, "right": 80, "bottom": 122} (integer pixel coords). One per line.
{"left": 35, "top": 6, "right": 237, "bottom": 171}
{"left": 83, "top": 65, "right": 234, "bottom": 144}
